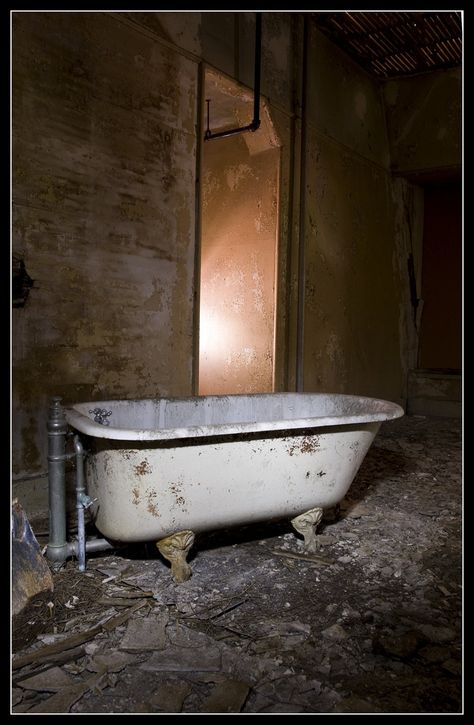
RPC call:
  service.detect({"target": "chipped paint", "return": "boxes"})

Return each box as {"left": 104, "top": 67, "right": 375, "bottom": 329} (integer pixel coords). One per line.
{"left": 287, "top": 435, "right": 320, "bottom": 457}
{"left": 134, "top": 459, "right": 152, "bottom": 476}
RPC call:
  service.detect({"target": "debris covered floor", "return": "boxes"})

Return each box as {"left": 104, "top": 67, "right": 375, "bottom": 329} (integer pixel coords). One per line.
{"left": 12, "top": 415, "right": 462, "bottom": 714}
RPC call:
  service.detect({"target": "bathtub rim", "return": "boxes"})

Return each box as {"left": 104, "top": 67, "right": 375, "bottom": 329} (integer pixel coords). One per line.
{"left": 64, "top": 392, "right": 404, "bottom": 441}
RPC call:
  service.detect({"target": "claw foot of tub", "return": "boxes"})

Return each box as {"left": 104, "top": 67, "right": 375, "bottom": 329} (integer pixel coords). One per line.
{"left": 291, "top": 507, "right": 324, "bottom": 553}
{"left": 156, "top": 530, "right": 195, "bottom": 583}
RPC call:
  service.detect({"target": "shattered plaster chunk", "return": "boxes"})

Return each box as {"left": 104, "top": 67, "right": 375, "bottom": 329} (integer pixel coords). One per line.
{"left": 87, "top": 651, "right": 137, "bottom": 673}
{"left": 321, "top": 623, "right": 349, "bottom": 641}
{"left": 17, "top": 667, "right": 74, "bottom": 692}
{"left": 26, "top": 674, "right": 102, "bottom": 714}
{"left": 373, "top": 630, "right": 425, "bottom": 659}
{"left": 200, "top": 680, "right": 250, "bottom": 713}
{"left": 140, "top": 646, "right": 222, "bottom": 673}
{"left": 119, "top": 613, "right": 169, "bottom": 652}
{"left": 147, "top": 681, "right": 192, "bottom": 712}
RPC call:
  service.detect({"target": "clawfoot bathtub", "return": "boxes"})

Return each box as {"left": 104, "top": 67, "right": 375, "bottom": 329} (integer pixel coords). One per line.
{"left": 63, "top": 393, "right": 403, "bottom": 581}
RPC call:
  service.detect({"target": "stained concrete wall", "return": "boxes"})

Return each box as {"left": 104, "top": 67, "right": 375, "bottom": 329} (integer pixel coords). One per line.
{"left": 119, "top": 12, "right": 295, "bottom": 115}
{"left": 12, "top": 12, "right": 198, "bottom": 476}
{"left": 300, "top": 26, "right": 410, "bottom": 404}
{"left": 383, "top": 68, "right": 462, "bottom": 175}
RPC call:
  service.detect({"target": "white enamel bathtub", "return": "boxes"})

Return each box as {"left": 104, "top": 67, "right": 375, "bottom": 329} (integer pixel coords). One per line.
{"left": 65, "top": 393, "right": 403, "bottom": 544}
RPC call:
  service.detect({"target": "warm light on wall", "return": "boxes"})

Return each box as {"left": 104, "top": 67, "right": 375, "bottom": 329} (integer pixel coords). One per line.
{"left": 198, "top": 70, "right": 280, "bottom": 396}
{"left": 199, "top": 301, "right": 236, "bottom": 365}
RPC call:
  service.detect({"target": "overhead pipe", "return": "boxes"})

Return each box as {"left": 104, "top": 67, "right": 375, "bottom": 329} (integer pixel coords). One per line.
{"left": 204, "top": 12, "right": 262, "bottom": 141}
{"left": 296, "top": 14, "right": 309, "bottom": 392}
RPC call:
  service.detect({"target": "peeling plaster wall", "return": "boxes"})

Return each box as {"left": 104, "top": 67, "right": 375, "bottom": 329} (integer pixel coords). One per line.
{"left": 12, "top": 12, "right": 198, "bottom": 475}
{"left": 308, "top": 30, "right": 389, "bottom": 168}
{"left": 120, "top": 12, "right": 295, "bottom": 115}
{"left": 390, "top": 179, "right": 425, "bottom": 400}
{"left": 199, "top": 137, "right": 279, "bottom": 394}
{"left": 383, "top": 68, "right": 462, "bottom": 174}
{"left": 301, "top": 26, "right": 408, "bottom": 404}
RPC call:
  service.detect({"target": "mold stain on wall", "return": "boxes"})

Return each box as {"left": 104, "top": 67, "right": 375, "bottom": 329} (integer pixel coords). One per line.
{"left": 12, "top": 12, "right": 198, "bottom": 475}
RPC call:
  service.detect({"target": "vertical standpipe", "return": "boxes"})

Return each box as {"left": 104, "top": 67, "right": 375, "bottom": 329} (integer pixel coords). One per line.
{"left": 46, "top": 397, "right": 68, "bottom": 563}
{"left": 73, "top": 435, "right": 86, "bottom": 571}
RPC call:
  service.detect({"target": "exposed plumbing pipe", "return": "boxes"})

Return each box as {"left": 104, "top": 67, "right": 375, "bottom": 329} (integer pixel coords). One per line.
{"left": 46, "top": 397, "right": 69, "bottom": 563}
{"left": 46, "top": 397, "right": 113, "bottom": 568}
{"left": 204, "top": 12, "right": 262, "bottom": 141}
{"left": 73, "top": 435, "right": 88, "bottom": 571}
{"left": 296, "top": 14, "right": 309, "bottom": 392}
{"left": 72, "top": 436, "right": 114, "bottom": 568}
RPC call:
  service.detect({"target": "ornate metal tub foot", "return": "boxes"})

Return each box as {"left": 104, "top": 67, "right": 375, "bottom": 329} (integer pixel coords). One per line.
{"left": 290, "top": 507, "right": 324, "bottom": 553}
{"left": 156, "top": 530, "right": 195, "bottom": 583}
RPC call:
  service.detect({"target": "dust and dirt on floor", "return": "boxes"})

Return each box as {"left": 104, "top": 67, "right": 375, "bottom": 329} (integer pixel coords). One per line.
{"left": 11, "top": 415, "right": 462, "bottom": 714}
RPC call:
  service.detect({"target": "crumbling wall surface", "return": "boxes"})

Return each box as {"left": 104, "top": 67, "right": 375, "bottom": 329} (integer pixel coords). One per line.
{"left": 12, "top": 12, "right": 198, "bottom": 475}
{"left": 121, "top": 11, "right": 295, "bottom": 115}
{"left": 383, "top": 68, "right": 462, "bottom": 174}
{"left": 302, "top": 27, "right": 405, "bottom": 404}
{"left": 303, "top": 132, "right": 403, "bottom": 401}
{"left": 307, "top": 28, "right": 389, "bottom": 169}
{"left": 389, "top": 178, "right": 425, "bottom": 402}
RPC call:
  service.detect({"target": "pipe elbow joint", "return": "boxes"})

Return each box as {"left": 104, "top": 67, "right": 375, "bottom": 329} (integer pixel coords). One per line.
{"left": 73, "top": 435, "right": 84, "bottom": 456}
{"left": 46, "top": 542, "right": 69, "bottom": 563}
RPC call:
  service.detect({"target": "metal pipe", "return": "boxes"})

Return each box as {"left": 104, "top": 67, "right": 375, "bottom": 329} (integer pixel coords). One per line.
{"left": 205, "top": 122, "right": 259, "bottom": 142}
{"left": 204, "top": 12, "right": 262, "bottom": 141}
{"left": 296, "top": 15, "right": 309, "bottom": 392}
{"left": 253, "top": 12, "right": 262, "bottom": 129}
{"left": 66, "top": 538, "right": 114, "bottom": 556}
{"left": 46, "top": 397, "right": 69, "bottom": 563}
{"left": 46, "top": 398, "right": 113, "bottom": 568}
{"left": 72, "top": 435, "right": 114, "bottom": 568}
{"left": 85, "top": 538, "right": 114, "bottom": 554}
{"left": 73, "top": 436, "right": 86, "bottom": 571}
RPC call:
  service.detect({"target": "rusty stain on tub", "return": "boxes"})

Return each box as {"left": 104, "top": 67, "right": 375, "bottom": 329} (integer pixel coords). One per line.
{"left": 132, "top": 487, "right": 140, "bottom": 505}
{"left": 135, "top": 458, "right": 152, "bottom": 476}
{"left": 169, "top": 480, "right": 187, "bottom": 511}
{"left": 147, "top": 498, "right": 160, "bottom": 517}
{"left": 287, "top": 435, "right": 320, "bottom": 456}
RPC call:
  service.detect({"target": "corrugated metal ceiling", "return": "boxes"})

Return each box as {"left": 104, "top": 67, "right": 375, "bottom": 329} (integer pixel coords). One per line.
{"left": 311, "top": 11, "right": 462, "bottom": 79}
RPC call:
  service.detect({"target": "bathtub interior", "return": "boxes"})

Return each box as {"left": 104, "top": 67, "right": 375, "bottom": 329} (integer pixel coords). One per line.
{"left": 66, "top": 393, "right": 404, "bottom": 440}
